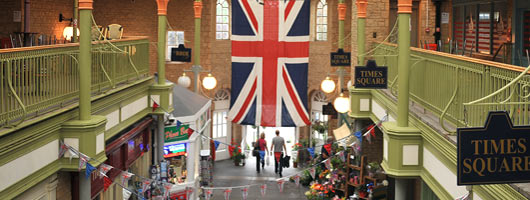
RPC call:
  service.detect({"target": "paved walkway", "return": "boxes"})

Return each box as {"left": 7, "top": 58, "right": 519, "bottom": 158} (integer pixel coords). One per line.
{"left": 210, "top": 157, "right": 309, "bottom": 200}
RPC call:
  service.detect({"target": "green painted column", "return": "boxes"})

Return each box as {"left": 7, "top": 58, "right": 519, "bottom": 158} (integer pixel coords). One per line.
{"left": 73, "top": 0, "right": 78, "bottom": 43}
{"left": 158, "top": 15, "right": 167, "bottom": 85}
{"left": 397, "top": 1, "right": 412, "bottom": 127}
{"left": 78, "top": 6, "right": 92, "bottom": 121}
{"left": 336, "top": 0, "right": 346, "bottom": 126}
{"left": 357, "top": 19, "right": 365, "bottom": 65}
{"left": 193, "top": 0, "right": 203, "bottom": 93}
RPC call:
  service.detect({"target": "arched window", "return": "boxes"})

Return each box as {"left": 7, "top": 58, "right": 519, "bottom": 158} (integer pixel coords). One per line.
{"left": 216, "top": 0, "right": 230, "bottom": 40}
{"left": 311, "top": 90, "right": 329, "bottom": 141}
{"left": 316, "top": 0, "right": 328, "bottom": 41}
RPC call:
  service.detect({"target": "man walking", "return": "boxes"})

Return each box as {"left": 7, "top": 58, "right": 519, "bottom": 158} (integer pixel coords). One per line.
{"left": 270, "top": 130, "right": 287, "bottom": 177}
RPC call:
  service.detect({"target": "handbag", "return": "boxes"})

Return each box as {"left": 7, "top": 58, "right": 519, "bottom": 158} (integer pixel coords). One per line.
{"left": 282, "top": 155, "right": 291, "bottom": 168}
{"left": 252, "top": 149, "right": 259, "bottom": 157}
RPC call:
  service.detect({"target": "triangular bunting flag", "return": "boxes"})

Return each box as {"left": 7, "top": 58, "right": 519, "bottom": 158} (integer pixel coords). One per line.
{"left": 324, "top": 159, "right": 332, "bottom": 170}
{"left": 152, "top": 101, "right": 159, "bottom": 112}
{"left": 59, "top": 142, "right": 68, "bottom": 158}
{"left": 205, "top": 189, "right": 213, "bottom": 200}
{"left": 309, "top": 168, "right": 316, "bottom": 179}
{"left": 85, "top": 163, "right": 96, "bottom": 179}
{"left": 354, "top": 131, "right": 363, "bottom": 143}
{"left": 307, "top": 148, "right": 315, "bottom": 158}
{"left": 78, "top": 154, "right": 88, "bottom": 171}
{"left": 98, "top": 164, "right": 113, "bottom": 178}
{"left": 214, "top": 140, "right": 221, "bottom": 150}
{"left": 121, "top": 171, "right": 134, "bottom": 185}
{"left": 186, "top": 187, "right": 194, "bottom": 200}
{"left": 323, "top": 144, "right": 332, "bottom": 156}
{"left": 339, "top": 151, "right": 346, "bottom": 162}
{"left": 187, "top": 128, "right": 195, "bottom": 137}
{"left": 260, "top": 184, "right": 267, "bottom": 197}
{"left": 277, "top": 179, "right": 285, "bottom": 192}
{"left": 141, "top": 179, "right": 151, "bottom": 193}
{"left": 103, "top": 176, "right": 113, "bottom": 192}
{"left": 223, "top": 188, "right": 232, "bottom": 200}
{"left": 68, "top": 149, "right": 77, "bottom": 163}
{"left": 294, "top": 175, "right": 301, "bottom": 187}
{"left": 241, "top": 187, "right": 249, "bottom": 200}
{"left": 163, "top": 183, "right": 172, "bottom": 199}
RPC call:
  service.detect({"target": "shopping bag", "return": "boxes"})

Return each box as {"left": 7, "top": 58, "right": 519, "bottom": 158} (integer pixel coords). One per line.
{"left": 266, "top": 155, "right": 270, "bottom": 166}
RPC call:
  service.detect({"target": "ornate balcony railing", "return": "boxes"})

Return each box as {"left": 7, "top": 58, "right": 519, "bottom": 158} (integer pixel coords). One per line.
{"left": 374, "top": 43, "right": 530, "bottom": 133}
{"left": 0, "top": 37, "right": 150, "bottom": 128}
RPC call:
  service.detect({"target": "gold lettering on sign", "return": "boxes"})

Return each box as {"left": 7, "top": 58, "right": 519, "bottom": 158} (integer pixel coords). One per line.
{"left": 463, "top": 139, "right": 530, "bottom": 176}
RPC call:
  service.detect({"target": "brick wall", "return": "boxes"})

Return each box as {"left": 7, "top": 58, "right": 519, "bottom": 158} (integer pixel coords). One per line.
{"left": 56, "top": 172, "right": 72, "bottom": 200}
{"left": 30, "top": 0, "right": 74, "bottom": 40}
{"left": 0, "top": 0, "right": 22, "bottom": 38}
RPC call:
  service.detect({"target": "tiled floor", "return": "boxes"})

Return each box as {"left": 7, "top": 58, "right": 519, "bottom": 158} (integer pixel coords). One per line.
{"left": 209, "top": 157, "right": 309, "bottom": 199}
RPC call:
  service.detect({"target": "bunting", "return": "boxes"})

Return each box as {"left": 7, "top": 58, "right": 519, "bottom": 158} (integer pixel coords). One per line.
{"left": 152, "top": 101, "right": 159, "bottom": 112}
{"left": 241, "top": 187, "right": 249, "bottom": 200}
{"left": 223, "top": 188, "right": 232, "bottom": 200}
{"left": 277, "top": 179, "right": 285, "bottom": 192}
{"left": 103, "top": 176, "right": 113, "bottom": 192}
{"left": 309, "top": 167, "right": 316, "bottom": 179}
{"left": 58, "top": 142, "right": 68, "bottom": 158}
{"left": 163, "top": 183, "right": 172, "bottom": 199}
{"left": 98, "top": 164, "right": 113, "bottom": 178}
{"left": 186, "top": 187, "right": 194, "bottom": 200}
{"left": 78, "top": 154, "right": 88, "bottom": 171}
{"left": 294, "top": 175, "right": 301, "bottom": 187}
{"left": 214, "top": 141, "right": 220, "bottom": 150}
{"left": 260, "top": 184, "right": 267, "bottom": 197}
{"left": 121, "top": 171, "right": 134, "bottom": 185}
{"left": 307, "top": 147, "right": 315, "bottom": 158}
{"left": 324, "top": 159, "right": 332, "bottom": 170}
{"left": 204, "top": 189, "right": 213, "bottom": 200}
{"left": 141, "top": 179, "right": 151, "bottom": 193}
{"left": 339, "top": 151, "right": 346, "bottom": 162}
{"left": 85, "top": 163, "right": 97, "bottom": 179}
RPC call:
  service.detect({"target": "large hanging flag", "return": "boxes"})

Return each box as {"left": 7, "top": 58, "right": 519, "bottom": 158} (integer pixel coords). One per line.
{"left": 229, "top": 0, "right": 311, "bottom": 127}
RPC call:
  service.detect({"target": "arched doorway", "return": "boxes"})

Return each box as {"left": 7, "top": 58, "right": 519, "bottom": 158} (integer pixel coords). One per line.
{"left": 213, "top": 89, "right": 232, "bottom": 160}
{"left": 310, "top": 90, "right": 329, "bottom": 147}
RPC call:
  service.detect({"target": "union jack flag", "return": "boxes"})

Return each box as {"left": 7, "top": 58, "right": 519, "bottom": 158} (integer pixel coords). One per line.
{"left": 228, "top": 0, "right": 311, "bottom": 127}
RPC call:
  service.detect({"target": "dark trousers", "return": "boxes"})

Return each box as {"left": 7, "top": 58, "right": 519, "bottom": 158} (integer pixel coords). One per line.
{"left": 274, "top": 152, "right": 283, "bottom": 174}
{"left": 256, "top": 152, "right": 261, "bottom": 172}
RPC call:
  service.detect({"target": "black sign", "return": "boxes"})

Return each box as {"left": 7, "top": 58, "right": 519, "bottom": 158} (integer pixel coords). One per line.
{"left": 354, "top": 60, "right": 387, "bottom": 89}
{"left": 322, "top": 102, "right": 337, "bottom": 116}
{"left": 330, "top": 49, "right": 351, "bottom": 66}
{"left": 171, "top": 44, "right": 192, "bottom": 62}
{"left": 457, "top": 111, "right": 530, "bottom": 185}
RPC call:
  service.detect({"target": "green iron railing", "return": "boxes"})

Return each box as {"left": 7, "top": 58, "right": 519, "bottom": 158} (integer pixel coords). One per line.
{"left": 374, "top": 43, "right": 530, "bottom": 132}
{"left": 0, "top": 37, "right": 149, "bottom": 128}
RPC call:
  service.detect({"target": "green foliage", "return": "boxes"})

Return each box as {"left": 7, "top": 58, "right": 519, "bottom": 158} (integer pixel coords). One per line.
{"left": 311, "top": 121, "right": 328, "bottom": 134}
{"left": 232, "top": 152, "right": 246, "bottom": 163}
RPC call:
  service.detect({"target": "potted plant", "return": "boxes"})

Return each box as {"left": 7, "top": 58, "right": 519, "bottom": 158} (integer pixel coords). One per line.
{"left": 232, "top": 152, "right": 245, "bottom": 166}
{"left": 311, "top": 120, "right": 328, "bottom": 134}
{"left": 366, "top": 162, "right": 381, "bottom": 177}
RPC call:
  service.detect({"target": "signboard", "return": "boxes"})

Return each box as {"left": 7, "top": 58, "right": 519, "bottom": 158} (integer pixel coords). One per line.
{"left": 354, "top": 60, "right": 387, "bottom": 89}
{"left": 330, "top": 49, "right": 351, "bottom": 66}
{"left": 441, "top": 12, "right": 449, "bottom": 24}
{"left": 322, "top": 102, "right": 337, "bottom": 116}
{"left": 171, "top": 44, "right": 192, "bottom": 62}
{"left": 457, "top": 111, "right": 530, "bottom": 185}
{"left": 164, "top": 143, "right": 187, "bottom": 158}
{"left": 165, "top": 124, "right": 191, "bottom": 143}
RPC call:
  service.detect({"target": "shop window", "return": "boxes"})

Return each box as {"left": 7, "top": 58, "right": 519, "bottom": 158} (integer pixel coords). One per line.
{"left": 464, "top": 5, "right": 477, "bottom": 52}
{"left": 216, "top": 0, "right": 230, "bottom": 40}
{"left": 477, "top": 4, "right": 491, "bottom": 54}
{"left": 213, "top": 111, "right": 227, "bottom": 138}
{"left": 166, "top": 31, "right": 184, "bottom": 60}
{"left": 316, "top": 0, "right": 328, "bottom": 41}
{"left": 492, "top": 2, "right": 508, "bottom": 57}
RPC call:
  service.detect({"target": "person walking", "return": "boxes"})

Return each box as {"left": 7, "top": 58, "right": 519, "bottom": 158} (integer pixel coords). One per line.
{"left": 270, "top": 130, "right": 287, "bottom": 177}
{"left": 256, "top": 132, "right": 268, "bottom": 173}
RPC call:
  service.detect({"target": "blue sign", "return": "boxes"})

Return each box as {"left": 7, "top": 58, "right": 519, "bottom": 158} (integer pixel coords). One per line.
{"left": 164, "top": 143, "right": 187, "bottom": 158}
{"left": 457, "top": 111, "right": 530, "bottom": 185}
{"left": 354, "top": 60, "right": 387, "bottom": 89}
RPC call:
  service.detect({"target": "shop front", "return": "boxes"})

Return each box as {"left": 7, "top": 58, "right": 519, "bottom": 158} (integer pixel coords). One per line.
{"left": 88, "top": 118, "right": 153, "bottom": 200}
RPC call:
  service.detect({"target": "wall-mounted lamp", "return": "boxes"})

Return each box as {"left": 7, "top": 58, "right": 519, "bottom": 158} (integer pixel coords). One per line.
{"left": 59, "top": 13, "right": 73, "bottom": 22}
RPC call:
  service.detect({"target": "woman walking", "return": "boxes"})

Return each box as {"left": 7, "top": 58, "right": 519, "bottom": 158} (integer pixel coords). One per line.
{"left": 256, "top": 132, "right": 268, "bottom": 173}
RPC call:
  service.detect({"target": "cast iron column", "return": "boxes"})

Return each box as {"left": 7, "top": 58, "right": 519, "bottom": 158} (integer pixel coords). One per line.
{"left": 73, "top": 0, "right": 78, "bottom": 42}
{"left": 192, "top": 0, "right": 203, "bottom": 93}
{"left": 78, "top": 2, "right": 93, "bottom": 199}
{"left": 336, "top": 0, "right": 346, "bottom": 126}
{"left": 397, "top": 0, "right": 412, "bottom": 127}
{"left": 356, "top": 0, "right": 367, "bottom": 65}
{"left": 156, "top": 0, "right": 170, "bottom": 164}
